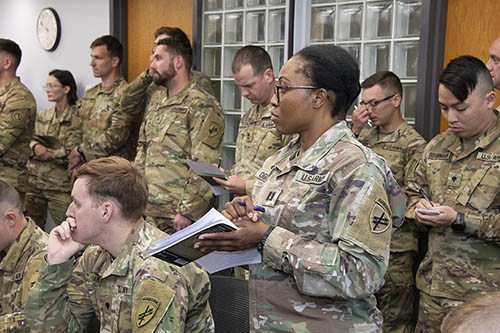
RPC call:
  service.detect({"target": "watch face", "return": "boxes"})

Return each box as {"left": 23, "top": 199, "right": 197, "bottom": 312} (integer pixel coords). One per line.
{"left": 37, "top": 8, "right": 61, "bottom": 51}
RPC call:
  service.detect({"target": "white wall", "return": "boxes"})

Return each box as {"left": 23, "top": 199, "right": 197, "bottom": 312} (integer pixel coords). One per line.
{"left": 0, "top": 0, "right": 110, "bottom": 111}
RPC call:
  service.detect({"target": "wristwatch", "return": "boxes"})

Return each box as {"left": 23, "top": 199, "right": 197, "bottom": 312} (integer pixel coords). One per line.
{"left": 451, "top": 212, "right": 465, "bottom": 232}
{"left": 257, "top": 226, "right": 275, "bottom": 253}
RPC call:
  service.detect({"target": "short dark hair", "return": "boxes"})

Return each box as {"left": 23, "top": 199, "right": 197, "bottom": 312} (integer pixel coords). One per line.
{"left": 232, "top": 45, "right": 273, "bottom": 76}
{"left": 440, "top": 55, "right": 493, "bottom": 102}
{"left": 295, "top": 44, "right": 360, "bottom": 118}
{"left": 75, "top": 157, "right": 148, "bottom": 221}
{"left": 154, "top": 26, "right": 187, "bottom": 40}
{"left": 0, "top": 38, "right": 22, "bottom": 69}
{"left": 157, "top": 33, "right": 193, "bottom": 70}
{"left": 0, "top": 180, "right": 22, "bottom": 213}
{"left": 361, "top": 70, "right": 402, "bottom": 97}
{"left": 49, "top": 69, "right": 78, "bottom": 105}
{"left": 90, "top": 35, "right": 123, "bottom": 65}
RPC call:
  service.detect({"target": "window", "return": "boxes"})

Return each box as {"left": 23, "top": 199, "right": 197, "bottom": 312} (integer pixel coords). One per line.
{"left": 307, "top": 0, "right": 422, "bottom": 122}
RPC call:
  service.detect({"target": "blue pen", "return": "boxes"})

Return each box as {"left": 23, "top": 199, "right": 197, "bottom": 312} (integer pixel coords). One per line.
{"left": 236, "top": 201, "right": 265, "bottom": 213}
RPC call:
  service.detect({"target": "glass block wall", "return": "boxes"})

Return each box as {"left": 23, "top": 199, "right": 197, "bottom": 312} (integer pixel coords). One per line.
{"left": 202, "top": 0, "right": 288, "bottom": 173}
{"left": 309, "top": 0, "right": 422, "bottom": 122}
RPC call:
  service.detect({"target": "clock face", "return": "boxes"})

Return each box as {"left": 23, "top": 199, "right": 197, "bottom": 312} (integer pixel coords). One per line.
{"left": 37, "top": 8, "right": 61, "bottom": 51}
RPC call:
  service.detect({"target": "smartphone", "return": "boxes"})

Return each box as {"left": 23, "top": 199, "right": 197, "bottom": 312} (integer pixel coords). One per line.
{"left": 416, "top": 208, "right": 440, "bottom": 215}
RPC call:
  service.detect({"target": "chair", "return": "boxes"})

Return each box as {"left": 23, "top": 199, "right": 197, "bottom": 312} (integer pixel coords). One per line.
{"left": 208, "top": 275, "right": 249, "bottom": 333}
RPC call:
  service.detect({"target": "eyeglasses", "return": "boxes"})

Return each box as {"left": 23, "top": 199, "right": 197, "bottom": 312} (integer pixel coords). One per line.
{"left": 43, "top": 84, "right": 63, "bottom": 90}
{"left": 360, "top": 94, "right": 396, "bottom": 108}
{"left": 274, "top": 84, "right": 319, "bottom": 103}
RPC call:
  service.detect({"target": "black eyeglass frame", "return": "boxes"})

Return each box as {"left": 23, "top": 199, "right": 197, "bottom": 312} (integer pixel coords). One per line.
{"left": 360, "top": 94, "right": 397, "bottom": 108}
{"left": 274, "top": 84, "right": 319, "bottom": 103}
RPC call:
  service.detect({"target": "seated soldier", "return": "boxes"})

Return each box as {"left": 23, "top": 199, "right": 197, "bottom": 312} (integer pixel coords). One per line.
{"left": 0, "top": 180, "right": 48, "bottom": 332}
{"left": 26, "top": 156, "right": 214, "bottom": 332}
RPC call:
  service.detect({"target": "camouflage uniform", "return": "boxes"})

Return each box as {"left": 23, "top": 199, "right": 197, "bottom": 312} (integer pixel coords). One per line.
{"left": 406, "top": 110, "right": 500, "bottom": 333}
{"left": 0, "top": 218, "right": 48, "bottom": 332}
{"left": 250, "top": 121, "right": 406, "bottom": 332}
{"left": 0, "top": 77, "right": 36, "bottom": 199}
{"left": 121, "top": 70, "right": 214, "bottom": 163}
{"left": 26, "top": 219, "right": 214, "bottom": 332}
{"left": 130, "top": 73, "right": 224, "bottom": 234}
{"left": 68, "top": 77, "right": 135, "bottom": 161}
{"left": 357, "top": 121, "right": 426, "bottom": 333}
{"left": 231, "top": 103, "right": 286, "bottom": 195}
{"left": 24, "top": 105, "right": 79, "bottom": 227}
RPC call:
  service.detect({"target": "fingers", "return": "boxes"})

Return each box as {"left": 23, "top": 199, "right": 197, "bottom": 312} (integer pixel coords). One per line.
{"left": 52, "top": 220, "right": 73, "bottom": 241}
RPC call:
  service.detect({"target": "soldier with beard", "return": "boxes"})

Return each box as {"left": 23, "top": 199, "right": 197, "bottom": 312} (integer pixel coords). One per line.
{"left": 129, "top": 29, "right": 224, "bottom": 234}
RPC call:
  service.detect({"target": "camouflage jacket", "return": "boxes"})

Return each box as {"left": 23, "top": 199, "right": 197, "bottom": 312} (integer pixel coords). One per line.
{"left": 231, "top": 103, "right": 286, "bottom": 195}
{"left": 67, "top": 77, "right": 135, "bottom": 161}
{"left": 133, "top": 78, "right": 224, "bottom": 221}
{"left": 358, "top": 121, "right": 426, "bottom": 252}
{"left": 121, "top": 70, "right": 214, "bottom": 162}
{"left": 0, "top": 77, "right": 36, "bottom": 192}
{"left": 27, "top": 104, "right": 79, "bottom": 192}
{"left": 0, "top": 218, "right": 48, "bottom": 332}
{"left": 25, "top": 219, "right": 214, "bottom": 332}
{"left": 406, "top": 110, "right": 500, "bottom": 300}
{"left": 250, "top": 121, "right": 406, "bottom": 332}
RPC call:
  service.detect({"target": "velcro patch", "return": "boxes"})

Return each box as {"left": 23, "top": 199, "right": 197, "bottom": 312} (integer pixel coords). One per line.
{"left": 132, "top": 280, "right": 174, "bottom": 332}
{"left": 199, "top": 111, "right": 223, "bottom": 148}
{"left": 477, "top": 152, "right": 500, "bottom": 162}
{"left": 295, "top": 170, "right": 329, "bottom": 185}
{"left": 370, "top": 198, "right": 391, "bottom": 234}
{"left": 428, "top": 152, "right": 451, "bottom": 160}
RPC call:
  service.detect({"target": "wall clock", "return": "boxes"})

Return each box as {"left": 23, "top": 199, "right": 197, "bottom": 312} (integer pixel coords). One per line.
{"left": 36, "top": 8, "right": 61, "bottom": 51}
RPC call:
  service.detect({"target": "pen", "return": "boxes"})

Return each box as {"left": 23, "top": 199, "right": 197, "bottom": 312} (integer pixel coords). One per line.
{"left": 236, "top": 201, "right": 265, "bottom": 213}
{"left": 418, "top": 188, "right": 435, "bottom": 207}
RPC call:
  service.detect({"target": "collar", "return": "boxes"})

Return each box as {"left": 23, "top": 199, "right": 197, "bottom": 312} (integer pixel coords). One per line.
{"left": 273, "top": 121, "right": 348, "bottom": 175}
{"left": 96, "top": 77, "right": 126, "bottom": 95}
{"left": 97, "top": 218, "right": 152, "bottom": 278}
{"left": 0, "top": 218, "right": 37, "bottom": 273}
{"left": 368, "top": 121, "right": 409, "bottom": 143}
{"left": 0, "top": 77, "right": 21, "bottom": 97}
{"left": 446, "top": 110, "right": 500, "bottom": 158}
{"left": 163, "top": 79, "right": 197, "bottom": 107}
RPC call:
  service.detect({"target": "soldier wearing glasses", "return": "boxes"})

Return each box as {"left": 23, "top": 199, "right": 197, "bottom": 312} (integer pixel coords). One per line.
{"left": 352, "top": 71, "right": 426, "bottom": 333}
{"left": 196, "top": 45, "right": 406, "bottom": 332}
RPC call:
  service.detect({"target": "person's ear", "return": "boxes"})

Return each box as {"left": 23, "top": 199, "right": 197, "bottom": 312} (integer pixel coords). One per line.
{"left": 4, "top": 210, "right": 17, "bottom": 227}
{"left": 1, "top": 57, "right": 12, "bottom": 71}
{"left": 392, "top": 93, "right": 402, "bottom": 108}
{"left": 111, "top": 56, "right": 120, "bottom": 68}
{"left": 173, "top": 55, "right": 184, "bottom": 71}
{"left": 100, "top": 201, "right": 114, "bottom": 222}
{"left": 312, "top": 88, "right": 329, "bottom": 109}
{"left": 263, "top": 68, "right": 274, "bottom": 84}
{"left": 63, "top": 85, "right": 71, "bottom": 95}
{"left": 486, "top": 90, "right": 496, "bottom": 108}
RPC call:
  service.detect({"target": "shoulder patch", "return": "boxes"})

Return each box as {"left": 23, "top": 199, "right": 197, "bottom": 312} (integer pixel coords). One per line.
{"left": 198, "top": 111, "right": 223, "bottom": 148}
{"left": 133, "top": 280, "right": 174, "bottom": 331}
{"left": 370, "top": 197, "right": 391, "bottom": 234}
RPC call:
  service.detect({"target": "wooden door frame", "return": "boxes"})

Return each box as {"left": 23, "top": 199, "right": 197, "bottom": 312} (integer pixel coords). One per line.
{"left": 110, "top": 0, "right": 128, "bottom": 80}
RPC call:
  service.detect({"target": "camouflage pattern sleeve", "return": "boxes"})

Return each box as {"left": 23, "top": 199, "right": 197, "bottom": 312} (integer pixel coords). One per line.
{"left": 179, "top": 263, "right": 215, "bottom": 332}
{"left": 262, "top": 161, "right": 395, "bottom": 299}
{"left": 177, "top": 100, "right": 224, "bottom": 221}
{"left": 65, "top": 100, "right": 83, "bottom": 150}
{"left": 134, "top": 117, "right": 147, "bottom": 172}
{"left": 0, "top": 92, "right": 35, "bottom": 156}
{"left": 81, "top": 84, "right": 131, "bottom": 160}
{"left": 191, "top": 70, "right": 215, "bottom": 96}
{"left": 402, "top": 133, "right": 427, "bottom": 194}
{"left": 121, "top": 70, "right": 152, "bottom": 118}
{"left": 25, "top": 258, "right": 94, "bottom": 332}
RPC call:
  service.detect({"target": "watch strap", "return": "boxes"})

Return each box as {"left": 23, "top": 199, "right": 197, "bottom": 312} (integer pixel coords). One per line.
{"left": 257, "top": 226, "right": 275, "bottom": 253}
